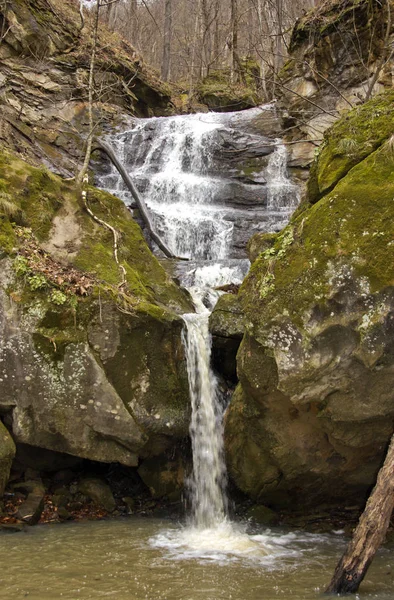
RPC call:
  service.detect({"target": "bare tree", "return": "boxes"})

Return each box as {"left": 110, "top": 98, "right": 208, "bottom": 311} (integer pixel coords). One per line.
{"left": 161, "top": 0, "right": 172, "bottom": 80}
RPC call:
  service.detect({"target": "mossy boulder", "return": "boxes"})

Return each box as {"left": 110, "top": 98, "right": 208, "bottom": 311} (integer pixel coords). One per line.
{"left": 307, "top": 90, "right": 394, "bottom": 202}
{"left": 0, "top": 422, "right": 16, "bottom": 496}
{"left": 78, "top": 477, "right": 116, "bottom": 512}
{"left": 246, "top": 232, "right": 278, "bottom": 263}
{"left": 225, "top": 93, "right": 394, "bottom": 510}
{"left": 196, "top": 70, "right": 261, "bottom": 112}
{"left": 0, "top": 150, "right": 192, "bottom": 467}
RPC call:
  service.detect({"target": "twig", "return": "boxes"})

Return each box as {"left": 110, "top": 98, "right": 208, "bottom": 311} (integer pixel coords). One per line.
{"left": 81, "top": 174, "right": 127, "bottom": 288}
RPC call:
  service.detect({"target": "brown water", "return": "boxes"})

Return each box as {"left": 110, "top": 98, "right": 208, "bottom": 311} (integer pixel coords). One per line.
{"left": 0, "top": 518, "right": 394, "bottom": 600}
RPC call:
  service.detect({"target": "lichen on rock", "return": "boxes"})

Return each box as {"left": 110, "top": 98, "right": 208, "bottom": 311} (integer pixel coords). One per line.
{"left": 224, "top": 90, "right": 394, "bottom": 510}
{"left": 0, "top": 149, "right": 192, "bottom": 475}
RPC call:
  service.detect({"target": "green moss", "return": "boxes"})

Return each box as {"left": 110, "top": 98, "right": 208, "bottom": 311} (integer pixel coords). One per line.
{"left": 308, "top": 90, "right": 394, "bottom": 202}
{"left": 196, "top": 70, "right": 261, "bottom": 111}
{"left": 240, "top": 143, "right": 394, "bottom": 330}
{"left": 0, "top": 219, "right": 17, "bottom": 254}
{"left": 0, "top": 150, "right": 66, "bottom": 241}
{"left": 0, "top": 148, "right": 192, "bottom": 315}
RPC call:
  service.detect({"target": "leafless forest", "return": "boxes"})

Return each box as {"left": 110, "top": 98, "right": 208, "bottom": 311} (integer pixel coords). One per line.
{"left": 99, "top": 0, "right": 318, "bottom": 97}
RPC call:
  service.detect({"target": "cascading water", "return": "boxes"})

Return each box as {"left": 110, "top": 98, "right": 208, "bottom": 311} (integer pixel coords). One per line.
{"left": 182, "top": 308, "right": 227, "bottom": 528}
{"left": 98, "top": 106, "right": 299, "bottom": 548}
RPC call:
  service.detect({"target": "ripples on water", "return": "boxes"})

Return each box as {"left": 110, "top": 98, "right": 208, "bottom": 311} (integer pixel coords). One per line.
{"left": 1, "top": 518, "right": 394, "bottom": 600}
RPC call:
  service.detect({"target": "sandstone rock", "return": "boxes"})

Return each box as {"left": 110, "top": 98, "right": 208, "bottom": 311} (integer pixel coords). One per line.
{"left": 225, "top": 93, "right": 394, "bottom": 510}
{"left": 0, "top": 422, "right": 15, "bottom": 496}
{"left": 278, "top": 0, "right": 394, "bottom": 156}
{"left": 16, "top": 480, "right": 45, "bottom": 525}
{"left": 138, "top": 455, "right": 184, "bottom": 499}
{"left": 0, "top": 151, "right": 191, "bottom": 469}
{"left": 78, "top": 477, "right": 116, "bottom": 513}
{"left": 122, "top": 496, "right": 136, "bottom": 513}
{"left": 210, "top": 293, "right": 245, "bottom": 382}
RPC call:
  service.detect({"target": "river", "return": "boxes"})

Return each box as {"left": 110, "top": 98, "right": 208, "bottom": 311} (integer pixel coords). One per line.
{"left": 1, "top": 518, "right": 394, "bottom": 599}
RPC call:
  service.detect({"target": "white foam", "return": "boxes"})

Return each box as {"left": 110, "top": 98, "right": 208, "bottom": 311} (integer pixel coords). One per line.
{"left": 149, "top": 522, "right": 331, "bottom": 567}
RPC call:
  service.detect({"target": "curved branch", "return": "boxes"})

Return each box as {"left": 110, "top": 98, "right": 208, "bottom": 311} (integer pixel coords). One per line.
{"left": 92, "top": 139, "right": 184, "bottom": 260}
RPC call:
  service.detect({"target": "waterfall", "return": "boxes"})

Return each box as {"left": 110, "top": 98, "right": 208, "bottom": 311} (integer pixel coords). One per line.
{"left": 266, "top": 140, "right": 300, "bottom": 211}
{"left": 183, "top": 308, "right": 227, "bottom": 528}
{"left": 97, "top": 106, "right": 299, "bottom": 533}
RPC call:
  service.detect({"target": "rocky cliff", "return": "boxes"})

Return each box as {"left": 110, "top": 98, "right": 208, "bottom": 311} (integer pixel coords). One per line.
{"left": 0, "top": 147, "right": 195, "bottom": 495}
{"left": 280, "top": 0, "right": 394, "bottom": 169}
{"left": 0, "top": 0, "right": 174, "bottom": 177}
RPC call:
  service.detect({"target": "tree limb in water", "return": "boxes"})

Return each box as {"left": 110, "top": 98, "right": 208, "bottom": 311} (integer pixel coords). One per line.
{"left": 325, "top": 433, "right": 394, "bottom": 594}
{"left": 92, "top": 139, "right": 184, "bottom": 260}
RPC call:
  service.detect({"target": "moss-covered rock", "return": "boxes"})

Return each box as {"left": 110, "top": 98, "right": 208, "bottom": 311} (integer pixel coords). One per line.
{"left": 246, "top": 232, "right": 278, "bottom": 263}
{"left": 196, "top": 70, "right": 261, "bottom": 112}
{"left": 225, "top": 92, "right": 394, "bottom": 510}
{"left": 308, "top": 90, "right": 394, "bottom": 202}
{"left": 0, "top": 151, "right": 192, "bottom": 467}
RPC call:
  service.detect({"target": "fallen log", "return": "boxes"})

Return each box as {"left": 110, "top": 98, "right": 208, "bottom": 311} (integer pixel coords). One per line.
{"left": 325, "top": 433, "right": 394, "bottom": 594}
{"left": 92, "top": 139, "right": 183, "bottom": 260}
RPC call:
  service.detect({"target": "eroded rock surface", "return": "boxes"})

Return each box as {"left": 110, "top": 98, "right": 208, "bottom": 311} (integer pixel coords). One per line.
{"left": 279, "top": 0, "right": 394, "bottom": 168}
{"left": 0, "top": 0, "right": 174, "bottom": 176}
{"left": 223, "top": 90, "right": 394, "bottom": 510}
{"left": 0, "top": 150, "right": 192, "bottom": 476}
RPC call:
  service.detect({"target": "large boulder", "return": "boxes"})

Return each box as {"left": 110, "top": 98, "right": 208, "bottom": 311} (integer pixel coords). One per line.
{"left": 0, "top": 150, "right": 192, "bottom": 468}
{"left": 224, "top": 91, "right": 394, "bottom": 510}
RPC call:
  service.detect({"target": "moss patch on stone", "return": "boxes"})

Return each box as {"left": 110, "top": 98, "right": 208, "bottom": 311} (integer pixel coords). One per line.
{"left": 240, "top": 143, "right": 394, "bottom": 331}
{"left": 308, "top": 90, "right": 394, "bottom": 202}
{"left": 0, "top": 149, "right": 192, "bottom": 315}
{"left": 196, "top": 70, "right": 261, "bottom": 111}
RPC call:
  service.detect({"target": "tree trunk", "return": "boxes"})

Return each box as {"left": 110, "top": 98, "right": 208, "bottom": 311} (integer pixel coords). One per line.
{"left": 92, "top": 139, "right": 182, "bottom": 260}
{"left": 129, "top": 0, "right": 138, "bottom": 43}
{"left": 161, "top": 0, "right": 172, "bottom": 81}
{"left": 76, "top": 0, "right": 100, "bottom": 186}
{"left": 325, "top": 433, "right": 394, "bottom": 594}
{"left": 229, "top": 0, "right": 237, "bottom": 83}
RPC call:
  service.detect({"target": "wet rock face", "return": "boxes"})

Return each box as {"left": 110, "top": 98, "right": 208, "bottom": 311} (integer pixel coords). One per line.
{"left": 223, "top": 93, "right": 394, "bottom": 510}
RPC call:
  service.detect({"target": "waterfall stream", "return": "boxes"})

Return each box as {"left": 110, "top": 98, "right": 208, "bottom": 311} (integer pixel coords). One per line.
{"left": 98, "top": 105, "right": 299, "bottom": 541}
